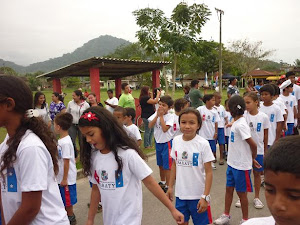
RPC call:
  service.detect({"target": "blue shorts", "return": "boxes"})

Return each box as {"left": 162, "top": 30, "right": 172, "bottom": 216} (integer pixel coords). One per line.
{"left": 175, "top": 197, "right": 212, "bottom": 225}
{"left": 155, "top": 140, "right": 173, "bottom": 170}
{"left": 208, "top": 140, "right": 216, "bottom": 153}
{"left": 226, "top": 165, "right": 253, "bottom": 193}
{"left": 217, "top": 128, "right": 226, "bottom": 145}
{"left": 59, "top": 184, "right": 77, "bottom": 207}
{"left": 253, "top": 154, "right": 264, "bottom": 172}
{"left": 285, "top": 123, "right": 294, "bottom": 136}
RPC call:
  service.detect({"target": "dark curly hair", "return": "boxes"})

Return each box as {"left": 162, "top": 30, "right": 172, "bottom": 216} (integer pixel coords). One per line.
{"left": 33, "top": 91, "right": 46, "bottom": 109}
{"left": 228, "top": 95, "right": 245, "bottom": 118}
{"left": 78, "top": 107, "right": 146, "bottom": 177}
{"left": 0, "top": 75, "right": 58, "bottom": 178}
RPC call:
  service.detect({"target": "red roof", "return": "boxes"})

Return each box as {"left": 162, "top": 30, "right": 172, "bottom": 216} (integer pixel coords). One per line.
{"left": 242, "top": 69, "right": 276, "bottom": 78}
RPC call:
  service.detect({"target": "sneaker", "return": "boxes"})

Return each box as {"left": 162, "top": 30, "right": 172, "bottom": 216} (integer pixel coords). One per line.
{"left": 239, "top": 219, "right": 247, "bottom": 224}
{"left": 162, "top": 185, "right": 169, "bottom": 193}
{"left": 214, "top": 214, "right": 230, "bottom": 225}
{"left": 253, "top": 198, "right": 264, "bottom": 209}
{"left": 212, "top": 162, "right": 217, "bottom": 170}
{"left": 68, "top": 214, "right": 77, "bottom": 225}
{"left": 97, "top": 203, "right": 103, "bottom": 213}
{"left": 235, "top": 199, "right": 241, "bottom": 208}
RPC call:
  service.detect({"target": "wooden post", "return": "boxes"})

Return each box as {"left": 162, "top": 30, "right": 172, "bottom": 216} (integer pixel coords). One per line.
{"left": 53, "top": 78, "right": 62, "bottom": 93}
{"left": 90, "top": 68, "right": 100, "bottom": 102}
{"left": 152, "top": 69, "right": 160, "bottom": 92}
{"left": 115, "top": 78, "right": 122, "bottom": 98}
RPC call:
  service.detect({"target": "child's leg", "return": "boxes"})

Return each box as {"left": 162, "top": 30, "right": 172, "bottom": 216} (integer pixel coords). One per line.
{"left": 253, "top": 170, "right": 261, "bottom": 199}
{"left": 189, "top": 199, "right": 212, "bottom": 225}
{"left": 219, "top": 144, "right": 224, "bottom": 162}
{"left": 165, "top": 169, "right": 171, "bottom": 186}
{"left": 159, "top": 166, "right": 166, "bottom": 182}
{"left": 155, "top": 142, "right": 165, "bottom": 182}
{"left": 162, "top": 141, "right": 173, "bottom": 186}
{"left": 237, "top": 192, "right": 248, "bottom": 220}
{"left": 224, "top": 186, "right": 234, "bottom": 214}
{"left": 217, "top": 128, "right": 226, "bottom": 163}
{"left": 66, "top": 206, "right": 74, "bottom": 216}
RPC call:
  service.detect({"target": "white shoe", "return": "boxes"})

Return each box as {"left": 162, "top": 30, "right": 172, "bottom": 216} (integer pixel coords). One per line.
{"left": 212, "top": 162, "right": 217, "bottom": 170}
{"left": 239, "top": 219, "right": 247, "bottom": 224}
{"left": 235, "top": 199, "right": 241, "bottom": 208}
{"left": 214, "top": 214, "right": 230, "bottom": 225}
{"left": 253, "top": 198, "right": 264, "bottom": 209}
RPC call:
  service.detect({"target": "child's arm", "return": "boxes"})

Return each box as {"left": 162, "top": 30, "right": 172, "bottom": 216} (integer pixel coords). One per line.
{"left": 283, "top": 110, "right": 288, "bottom": 131}
{"left": 166, "top": 162, "right": 176, "bottom": 201}
{"left": 159, "top": 115, "right": 171, "bottom": 133}
{"left": 143, "top": 175, "right": 184, "bottom": 224}
{"left": 275, "top": 121, "right": 282, "bottom": 142}
{"left": 60, "top": 159, "right": 70, "bottom": 187}
{"left": 148, "top": 114, "right": 158, "bottom": 129}
{"left": 245, "top": 137, "right": 260, "bottom": 168}
{"left": 86, "top": 184, "right": 101, "bottom": 225}
{"left": 6, "top": 191, "right": 42, "bottom": 225}
{"left": 294, "top": 106, "right": 297, "bottom": 119}
{"left": 197, "top": 161, "right": 213, "bottom": 213}
{"left": 213, "top": 122, "right": 218, "bottom": 139}
{"left": 263, "top": 128, "right": 269, "bottom": 155}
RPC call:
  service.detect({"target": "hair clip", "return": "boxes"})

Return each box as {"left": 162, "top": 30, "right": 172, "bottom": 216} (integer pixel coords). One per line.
{"left": 26, "top": 109, "right": 40, "bottom": 118}
{"left": 80, "top": 112, "right": 99, "bottom": 122}
{"left": 237, "top": 105, "right": 242, "bottom": 110}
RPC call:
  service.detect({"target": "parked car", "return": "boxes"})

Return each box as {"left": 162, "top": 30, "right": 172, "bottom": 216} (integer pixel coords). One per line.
{"left": 169, "top": 82, "right": 183, "bottom": 89}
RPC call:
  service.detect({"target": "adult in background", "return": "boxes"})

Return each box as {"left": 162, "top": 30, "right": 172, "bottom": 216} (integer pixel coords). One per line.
{"left": 104, "top": 89, "right": 118, "bottom": 113}
{"left": 183, "top": 85, "right": 191, "bottom": 103}
{"left": 227, "top": 77, "right": 239, "bottom": 98}
{"left": 33, "top": 91, "right": 51, "bottom": 127}
{"left": 88, "top": 92, "right": 103, "bottom": 107}
{"left": 189, "top": 79, "right": 203, "bottom": 108}
{"left": 254, "top": 79, "right": 264, "bottom": 91}
{"left": 139, "top": 86, "right": 161, "bottom": 148}
{"left": 118, "top": 82, "right": 136, "bottom": 109}
{"left": 66, "top": 90, "right": 90, "bottom": 157}
{"left": 49, "top": 92, "right": 66, "bottom": 128}
{"left": 286, "top": 71, "right": 300, "bottom": 126}
{"left": 245, "top": 80, "right": 258, "bottom": 94}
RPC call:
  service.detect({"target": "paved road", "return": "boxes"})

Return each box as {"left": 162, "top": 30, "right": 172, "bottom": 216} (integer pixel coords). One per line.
{"left": 74, "top": 154, "right": 271, "bottom": 225}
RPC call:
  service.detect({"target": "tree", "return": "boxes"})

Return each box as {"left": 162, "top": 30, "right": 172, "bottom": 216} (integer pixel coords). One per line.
{"left": 294, "top": 59, "right": 300, "bottom": 67}
{"left": 133, "top": 2, "right": 211, "bottom": 95}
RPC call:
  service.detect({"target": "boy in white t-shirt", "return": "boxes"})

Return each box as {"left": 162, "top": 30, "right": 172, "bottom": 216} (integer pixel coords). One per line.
{"left": 279, "top": 80, "right": 298, "bottom": 136}
{"left": 214, "top": 92, "right": 228, "bottom": 166}
{"left": 149, "top": 95, "right": 174, "bottom": 192}
{"left": 113, "top": 106, "right": 126, "bottom": 125}
{"left": 124, "top": 107, "right": 142, "bottom": 147}
{"left": 244, "top": 136, "right": 300, "bottom": 225}
{"left": 197, "top": 94, "right": 220, "bottom": 169}
{"left": 54, "top": 113, "right": 77, "bottom": 225}
{"left": 173, "top": 98, "right": 189, "bottom": 137}
{"left": 104, "top": 89, "right": 119, "bottom": 113}
{"left": 259, "top": 85, "right": 283, "bottom": 147}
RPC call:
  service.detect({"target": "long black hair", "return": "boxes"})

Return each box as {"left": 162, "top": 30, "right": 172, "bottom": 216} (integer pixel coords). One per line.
{"left": 78, "top": 107, "right": 146, "bottom": 176}
{"left": 0, "top": 75, "right": 58, "bottom": 177}
{"left": 34, "top": 91, "right": 46, "bottom": 109}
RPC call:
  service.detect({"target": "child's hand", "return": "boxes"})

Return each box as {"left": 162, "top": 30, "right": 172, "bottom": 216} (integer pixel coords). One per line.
{"left": 171, "top": 209, "right": 184, "bottom": 224}
{"left": 157, "top": 107, "right": 164, "bottom": 117}
{"left": 283, "top": 123, "right": 287, "bottom": 131}
{"left": 60, "top": 179, "right": 68, "bottom": 187}
{"left": 166, "top": 188, "right": 173, "bottom": 202}
{"left": 197, "top": 198, "right": 208, "bottom": 213}
{"left": 213, "top": 133, "right": 217, "bottom": 140}
{"left": 225, "top": 123, "right": 232, "bottom": 128}
{"left": 253, "top": 159, "right": 262, "bottom": 169}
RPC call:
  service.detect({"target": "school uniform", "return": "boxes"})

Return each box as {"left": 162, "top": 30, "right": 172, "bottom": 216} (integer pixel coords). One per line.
{"left": 172, "top": 114, "right": 182, "bottom": 137}
{"left": 280, "top": 94, "right": 298, "bottom": 136}
{"left": 125, "top": 124, "right": 142, "bottom": 142}
{"left": 224, "top": 111, "right": 233, "bottom": 145}
{"left": 214, "top": 105, "right": 227, "bottom": 145}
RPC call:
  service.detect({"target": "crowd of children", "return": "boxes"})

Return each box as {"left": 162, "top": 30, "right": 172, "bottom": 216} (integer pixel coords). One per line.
{"left": 1, "top": 74, "right": 300, "bottom": 225}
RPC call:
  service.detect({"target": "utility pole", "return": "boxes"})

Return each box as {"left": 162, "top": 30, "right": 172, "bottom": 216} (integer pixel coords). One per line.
{"left": 215, "top": 8, "right": 224, "bottom": 94}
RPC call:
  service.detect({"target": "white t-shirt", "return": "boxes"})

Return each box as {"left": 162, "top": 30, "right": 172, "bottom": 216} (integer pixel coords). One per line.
{"left": 148, "top": 112, "right": 174, "bottom": 143}
{"left": 292, "top": 83, "right": 300, "bottom": 101}
{"left": 171, "top": 135, "right": 215, "bottom": 200}
{"left": 214, "top": 105, "right": 227, "bottom": 128}
{"left": 0, "top": 130, "right": 69, "bottom": 225}
{"left": 243, "top": 216, "right": 275, "bottom": 225}
{"left": 172, "top": 114, "right": 182, "bottom": 137}
{"left": 125, "top": 124, "right": 142, "bottom": 141}
{"left": 35, "top": 103, "right": 51, "bottom": 124}
{"left": 197, "top": 106, "right": 220, "bottom": 140}
{"left": 227, "top": 117, "right": 252, "bottom": 170}
{"left": 105, "top": 97, "right": 119, "bottom": 113}
{"left": 273, "top": 97, "right": 287, "bottom": 116}
{"left": 90, "top": 148, "right": 152, "bottom": 225}
{"left": 280, "top": 94, "right": 297, "bottom": 123}
{"left": 224, "top": 111, "right": 233, "bottom": 137}
{"left": 66, "top": 100, "right": 90, "bottom": 124}
{"left": 244, "top": 111, "right": 270, "bottom": 155}
{"left": 259, "top": 103, "right": 283, "bottom": 146}
{"left": 57, "top": 135, "right": 77, "bottom": 185}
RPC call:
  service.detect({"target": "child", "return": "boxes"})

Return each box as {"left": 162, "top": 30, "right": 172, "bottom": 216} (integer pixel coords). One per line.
{"left": 279, "top": 80, "right": 298, "bottom": 136}
{"left": 243, "top": 136, "right": 300, "bottom": 225}
{"left": 124, "top": 107, "right": 142, "bottom": 147}
{"left": 113, "top": 106, "right": 126, "bottom": 125}
{"left": 173, "top": 98, "right": 189, "bottom": 137}
{"left": 243, "top": 92, "right": 270, "bottom": 209}
{"left": 214, "top": 95, "right": 258, "bottom": 225}
{"left": 259, "top": 84, "right": 283, "bottom": 147}
{"left": 54, "top": 112, "right": 78, "bottom": 224}
{"left": 0, "top": 75, "right": 69, "bottom": 224}
{"left": 78, "top": 107, "right": 184, "bottom": 225}
{"left": 197, "top": 94, "right": 220, "bottom": 169}
{"left": 148, "top": 95, "right": 174, "bottom": 192}
{"left": 167, "top": 108, "right": 214, "bottom": 225}
{"left": 224, "top": 99, "right": 233, "bottom": 158}
{"left": 214, "top": 92, "right": 228, "bottom": 165}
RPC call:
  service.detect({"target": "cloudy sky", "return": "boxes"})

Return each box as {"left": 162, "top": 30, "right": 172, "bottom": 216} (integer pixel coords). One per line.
{"left": 1, "top": 0, "right": 299, "bottom": 66}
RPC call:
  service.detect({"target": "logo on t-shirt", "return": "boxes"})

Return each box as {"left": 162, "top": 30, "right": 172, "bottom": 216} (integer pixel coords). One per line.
{"left": 230, "top": 131, "right": 234, "bottom": 142}
{"left": 257, "top": 123, "right": 262, "bottom": 132}
{"left": 270, "top": 114, "right": 275, "bottom": 122}
{"left": 7, "top": 167, "right": 17, "bottom": 192}
{"left": 249, "top": 122, "right": 254, "bottom": 132}
{"left": 173, "top": 123, "right": 177, "bottom": 131}
{"left": 290, "top": 101, "right": 293, "bottom": 107}
{"left": 58, "top": 146, "right": 62, "bottom": 159}
{"left": 101, "top": 170, "right": 108, "bottom": 181}
{"left": 202, "top": 114, "right": 206, "bottom": 121}
{"left": 182, "top": 151, "right": 188, "bottom": 159}
{"left": 94, "top": 170, "right": 100, "bottom": 184}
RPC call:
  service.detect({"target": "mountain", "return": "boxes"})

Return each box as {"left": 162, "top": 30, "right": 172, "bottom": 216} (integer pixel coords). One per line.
{"left": 1, "top": 35, "right": 131, "bottom": 74}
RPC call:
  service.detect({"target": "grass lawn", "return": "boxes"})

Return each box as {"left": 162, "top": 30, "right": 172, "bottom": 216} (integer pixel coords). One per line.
{"left": 0, "top": 87, "right": 235, "bottom": 169}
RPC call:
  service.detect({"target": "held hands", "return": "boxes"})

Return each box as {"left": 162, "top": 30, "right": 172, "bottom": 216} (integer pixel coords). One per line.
{"left": 253, "top": 159, "right": 262, "bottom": 169}
{"left": 197, "top": 198, "right": 208, "bottom": 213}
{"left": 170, "top": 208, "right": 185, "bottom": 224}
